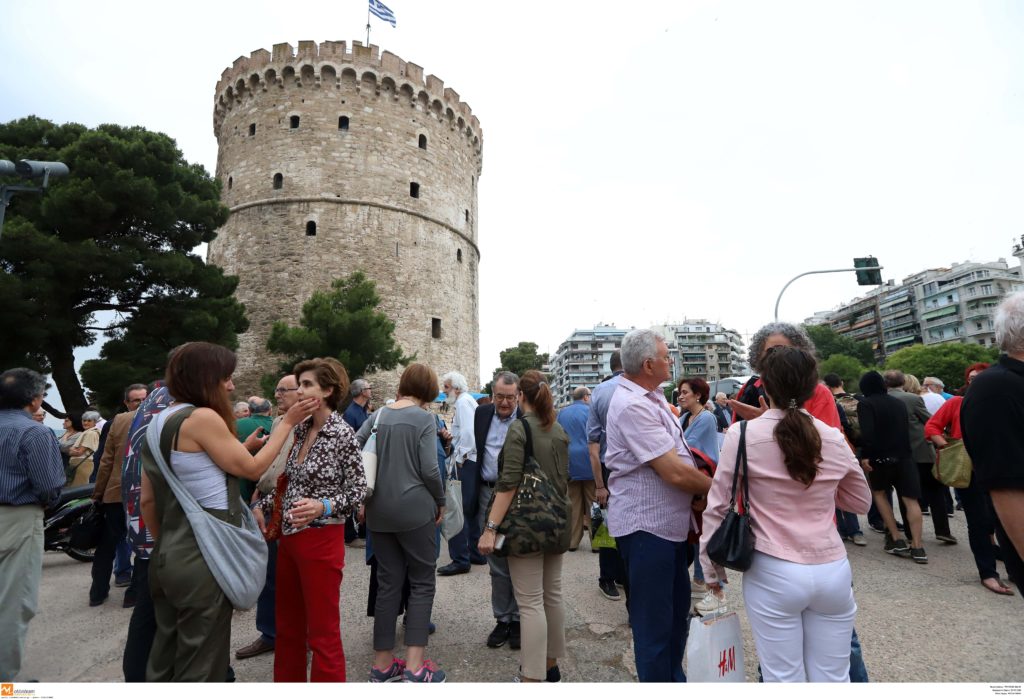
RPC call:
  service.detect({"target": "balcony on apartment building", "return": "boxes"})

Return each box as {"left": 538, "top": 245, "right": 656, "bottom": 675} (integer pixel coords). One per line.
{"left": 920, "top": 304, "right": 960, "bottom": 327}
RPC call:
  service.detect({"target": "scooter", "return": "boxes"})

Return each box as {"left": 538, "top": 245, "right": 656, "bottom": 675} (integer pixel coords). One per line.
{"left": 44, "top": 485, "right": 96, "bottom": 562}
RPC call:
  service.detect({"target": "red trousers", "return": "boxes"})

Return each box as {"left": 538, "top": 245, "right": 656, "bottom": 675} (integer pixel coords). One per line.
{"left": 274, "top": 525, "right": 346, "bottom": 682}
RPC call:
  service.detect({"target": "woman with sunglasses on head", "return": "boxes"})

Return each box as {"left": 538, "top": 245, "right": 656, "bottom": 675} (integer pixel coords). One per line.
{"left": 140, "top": 342, "right": 316, "bottom": 682}
{"left": 700, "top": 346, "right": 871, "bottom": 682}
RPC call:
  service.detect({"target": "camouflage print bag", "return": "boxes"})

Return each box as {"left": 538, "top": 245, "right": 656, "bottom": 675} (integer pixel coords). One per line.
{"left": 491, "top": 417, "right": 570, "bottom": 558}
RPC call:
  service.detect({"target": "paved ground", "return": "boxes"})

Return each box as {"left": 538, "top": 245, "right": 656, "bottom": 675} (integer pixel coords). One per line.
{"left": 21, "top": 510, "right": 1024, "bottom": 683}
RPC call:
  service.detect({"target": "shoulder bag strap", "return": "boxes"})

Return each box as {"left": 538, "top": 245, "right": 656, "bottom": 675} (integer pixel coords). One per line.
{"left": 738, "top": 420, "right": 751, "bottom": 514}
{"left": 519, "top": 417, "right": 536, "bottom": 473}
{"left": 148, "top": 405, "right": 205, "bottom": 515}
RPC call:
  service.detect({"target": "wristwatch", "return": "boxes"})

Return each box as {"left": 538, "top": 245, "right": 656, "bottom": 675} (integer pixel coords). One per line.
{"left": 485, "top": 520, "right": 499, "bottom": 531}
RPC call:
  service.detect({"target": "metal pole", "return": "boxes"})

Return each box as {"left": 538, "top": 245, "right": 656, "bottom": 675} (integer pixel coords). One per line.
{"left": 367, "top": 7, "right": 371, "bottom": 45}
{"left": 774, "top": 266, "right": 882, "bottom": 321}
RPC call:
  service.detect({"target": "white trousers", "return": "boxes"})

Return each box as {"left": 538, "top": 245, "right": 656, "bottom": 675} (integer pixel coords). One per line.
{"left": 742, "top": 552, "right": 856, "bottom": 682}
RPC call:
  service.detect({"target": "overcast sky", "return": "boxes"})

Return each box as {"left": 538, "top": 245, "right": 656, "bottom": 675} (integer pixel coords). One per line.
{"left": 4, "top": 0, "right": 1023, "bottom": 400}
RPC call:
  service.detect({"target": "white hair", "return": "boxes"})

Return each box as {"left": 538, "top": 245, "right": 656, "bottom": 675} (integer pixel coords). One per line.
{"left": 82, "top": 410, "right": 101, "bottom": 423}
{"left": 441, "top": 371, "right": 469, "bottom": 393}
{"left": 995, "top": 290, "right": 1024, "bottom": 355}
{"left": 620, "top": 329, "right": 665, "bottom": 375}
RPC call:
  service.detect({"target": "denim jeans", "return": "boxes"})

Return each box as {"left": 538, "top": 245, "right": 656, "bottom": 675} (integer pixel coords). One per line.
{"left": 617, "top": 530, "right": 690, "bottom": 682}
{"left": 836, "top": 510, "right": 863, "bottom": 538}
{"left": 850, "top": 627, "right": 868, "bottom": 682}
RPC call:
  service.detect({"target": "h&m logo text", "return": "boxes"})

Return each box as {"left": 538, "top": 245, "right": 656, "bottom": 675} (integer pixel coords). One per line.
{"left": 718, "top": 646, "right": 737, "bottom": 676}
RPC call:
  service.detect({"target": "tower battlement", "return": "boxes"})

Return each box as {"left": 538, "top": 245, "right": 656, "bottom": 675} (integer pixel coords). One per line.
{"left": 213, "top": 40, "right": 482, "bottom": 152}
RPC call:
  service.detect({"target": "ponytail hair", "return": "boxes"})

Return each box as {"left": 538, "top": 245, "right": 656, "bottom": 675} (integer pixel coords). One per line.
{"left": 759, "top": 346, "right": 822, "bottom": 487}
{"left": 520, "top": 369, "right": 556, "bottom": 430}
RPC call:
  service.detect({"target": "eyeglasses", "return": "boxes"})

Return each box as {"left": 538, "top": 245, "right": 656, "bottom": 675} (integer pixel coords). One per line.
{"left": 127, "top": 398, "right": 144, "bottom": 405}
{"left": 493, "top": 393, "right": 518, "bottom": 402}
{"left": 274, "top": 387, "right": 299, "bottom": 395}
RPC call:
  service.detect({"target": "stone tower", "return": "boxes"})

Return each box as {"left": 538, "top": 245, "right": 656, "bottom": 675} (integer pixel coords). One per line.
{"left": 208, "top": 40, "right": 482, "bottom": 398}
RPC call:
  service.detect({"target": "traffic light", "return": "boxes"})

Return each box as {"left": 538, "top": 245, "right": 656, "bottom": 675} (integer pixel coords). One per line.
{"left": 854, "top": 256, "right": 882, "bottom": 286}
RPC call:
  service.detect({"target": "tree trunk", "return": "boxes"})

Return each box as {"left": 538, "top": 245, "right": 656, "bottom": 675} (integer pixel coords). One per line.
{"left": 48, "top": 345, "right": 88, "bottom": 416}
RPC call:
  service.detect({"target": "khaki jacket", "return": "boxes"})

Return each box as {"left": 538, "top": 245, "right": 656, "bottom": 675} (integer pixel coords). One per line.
{"left": 93, "top": 411, "right": 134, "bottom": 503}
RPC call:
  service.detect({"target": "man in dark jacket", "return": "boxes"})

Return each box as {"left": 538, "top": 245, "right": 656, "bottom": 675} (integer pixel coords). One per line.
{"left": 857, "top": 371, "right": 926, "bottom": 563}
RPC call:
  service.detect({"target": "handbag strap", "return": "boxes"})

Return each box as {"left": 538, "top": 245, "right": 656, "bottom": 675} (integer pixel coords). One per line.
{"left": 519, "top": 416, "right": 536, "bottom": 472}
{"left": 147, "top": 405, "right": 205, "bottom": 515}
{"left": 728, "top": 421, "right": 749, "bottom": 512}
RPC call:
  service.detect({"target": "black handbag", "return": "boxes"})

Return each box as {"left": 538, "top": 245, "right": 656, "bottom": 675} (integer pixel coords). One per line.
{"left": 491, "top": 417, "right": 570, "bottom": 558}
{"left": 69, "top": 501, "right": 104, "bottom": 550}
{"left": 706, "top": 420, "right": 755, "bottom": 571}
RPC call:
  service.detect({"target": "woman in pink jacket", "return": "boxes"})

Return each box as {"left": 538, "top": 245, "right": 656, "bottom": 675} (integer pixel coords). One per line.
{"left": 700, "top": 346, "right": 872, "bottom": 682}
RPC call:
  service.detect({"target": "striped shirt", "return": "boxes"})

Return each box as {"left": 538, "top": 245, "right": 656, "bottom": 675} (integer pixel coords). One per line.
{"left": 605, "top": 377, "right": 697, "bottom": 542}
{"left": 0, "top": 408, "right": 65, "bottom": 507}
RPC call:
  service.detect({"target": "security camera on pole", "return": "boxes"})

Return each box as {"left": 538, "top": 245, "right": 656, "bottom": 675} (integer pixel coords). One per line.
{"left": 0, "top": 159, "right": 69, "bottom": 238}
{"left": 774, "top": 256, "right": 883, "bottom": 321}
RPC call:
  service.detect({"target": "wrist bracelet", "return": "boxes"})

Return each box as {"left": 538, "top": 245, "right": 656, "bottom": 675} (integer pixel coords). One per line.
{"left": 321, "top": 498, "right": 332, "bottom": 517}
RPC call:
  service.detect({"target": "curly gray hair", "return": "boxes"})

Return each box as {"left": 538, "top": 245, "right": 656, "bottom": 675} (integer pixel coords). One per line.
{"left": 995, "top": 290, "right": 1024, "bottom": 355}
{"left": 748, "top": 322, "right": 817, "bottom": 373}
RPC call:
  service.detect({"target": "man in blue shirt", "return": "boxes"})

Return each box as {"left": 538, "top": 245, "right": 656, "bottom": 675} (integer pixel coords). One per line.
{"left": 342, "top": 379, "right": 373, "bottom": 546}
{"left": 585, "top": 351, "right": 629, "bottom": 602}
{"left": 0, "top": 368, "right": 65, "bottom": 680}
{"left": 557, "top": 386, "right": 594, "bottom": 551}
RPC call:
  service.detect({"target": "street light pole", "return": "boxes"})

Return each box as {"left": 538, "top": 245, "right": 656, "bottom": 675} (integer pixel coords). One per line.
{"left": 0, "top": 159, "right": 69, "bottom": 239}
{"left": 774, "top": 266, "right": 882, "bottom": 321}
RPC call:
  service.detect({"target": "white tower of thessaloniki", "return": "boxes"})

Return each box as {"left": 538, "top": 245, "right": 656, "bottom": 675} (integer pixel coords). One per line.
{"left": 208, "top": 40, "right": 482, "bottom": 397}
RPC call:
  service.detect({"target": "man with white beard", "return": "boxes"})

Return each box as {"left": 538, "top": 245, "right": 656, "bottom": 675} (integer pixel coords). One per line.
{"left": 438, "top": 372, "right": 479, "bottom": 576}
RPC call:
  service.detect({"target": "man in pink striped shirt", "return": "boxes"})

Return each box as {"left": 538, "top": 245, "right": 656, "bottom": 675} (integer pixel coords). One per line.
{"left": 605, "top": 329, "right": 712, "bottom": 682}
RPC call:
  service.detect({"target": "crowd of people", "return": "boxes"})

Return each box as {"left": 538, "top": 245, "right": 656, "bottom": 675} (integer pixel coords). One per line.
{"left": 2, "top": 290, "right": 1024, "bottom": 683}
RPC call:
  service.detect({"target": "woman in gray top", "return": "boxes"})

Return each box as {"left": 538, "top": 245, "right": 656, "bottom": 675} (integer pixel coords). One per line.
{"left": 355, "top": 363, "right": 447, "bottom": 683}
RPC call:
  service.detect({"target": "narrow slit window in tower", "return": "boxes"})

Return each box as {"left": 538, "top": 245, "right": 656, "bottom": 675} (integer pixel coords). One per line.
{"left": 306, "top": 221, "right": 317, "bottom": 237}
{"left": 457, "top": 249, "right": 462, "bottom": 263}
{"left": 431, "top": 317, "right": 442, "bottom": 339}
{"left": 290, "top": 115, "right": 300, "bottom": 129}
{"left": 419, "top": 134, "right": 427, "bottom": 149}
{"left": 228, "top": 176, "right": 233, "bottom": 190}
{"left": 464, "top": 209, "right": 469, "bottom": 222}
{"left": 273, "top": 173, "right": 283, "bottom": 190}
{"left": 339, "top": 116, "right": 349, "bottom": 131}
{"left": 410, "top": 182, "right": 420, "bottom": 198}
{"left": 249, "top": 123, "right": 256, "bottom": 136}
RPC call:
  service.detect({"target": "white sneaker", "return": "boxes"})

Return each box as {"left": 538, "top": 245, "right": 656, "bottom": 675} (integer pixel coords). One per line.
{"left": 690, "top": 580, "right": 708, "bottom": 601}
{"left": 694, "top": 589, "right": 726, "bottom": 616}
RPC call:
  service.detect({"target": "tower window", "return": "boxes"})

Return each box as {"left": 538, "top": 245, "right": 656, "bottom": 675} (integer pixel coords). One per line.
{"left": 306, "top": 221, "right": 317, "bottom": 237}
{"left": 464, "top": 209, "right": 469, "bottom": 222}
{"left": 431, "top": 317, "right": 442, "bottom": 339}
{"left": 290, "top": 115, "right": 300, "bottom": 129}
{"left": 457, "top": 248, "right": 462, "bottom": 263}
{"left": 228, "top": 176, "right": 233, "bottom": 190}
{"left": 339, "top": 116, "right": 349, "bottom": 130}
{"left": 273, "top": 173, "right": 283, "bottom": 190}
{"left": 419, "top": 134, "right": 427, "bottom": 149}
{"left": 410, "top": 182, "right": 420, "bottom": 198}
{"left": 249, "top": 123, "right": 256, "bottom": 136}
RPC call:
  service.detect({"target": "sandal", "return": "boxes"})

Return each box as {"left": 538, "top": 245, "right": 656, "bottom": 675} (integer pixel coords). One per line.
{"left": 981, "top": 577, "right": 1015, "bottom": 596}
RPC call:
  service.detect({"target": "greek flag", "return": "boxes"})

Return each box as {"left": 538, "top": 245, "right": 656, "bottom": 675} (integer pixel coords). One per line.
{"left": 369, "top": 0, "right": 396, "bottom": 27}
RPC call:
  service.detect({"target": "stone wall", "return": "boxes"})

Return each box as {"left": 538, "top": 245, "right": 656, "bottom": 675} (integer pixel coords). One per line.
{"left": 208, "top": 40, "right": 482, "bottom": 398}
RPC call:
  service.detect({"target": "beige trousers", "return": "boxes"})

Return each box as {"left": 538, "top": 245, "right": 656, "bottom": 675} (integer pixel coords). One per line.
{"left": 567, "top": 480, "right": 596, "bottom": 549}
{"left": 0, "top": 506, "right": 43, "bottom": 681}
{"left": 507, "top": 552, "right": 566, "bottom": 681}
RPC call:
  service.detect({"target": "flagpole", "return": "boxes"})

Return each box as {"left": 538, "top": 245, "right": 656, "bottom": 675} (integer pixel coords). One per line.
{"left": 366, "top": 5, "right": 371, "bottom": 44}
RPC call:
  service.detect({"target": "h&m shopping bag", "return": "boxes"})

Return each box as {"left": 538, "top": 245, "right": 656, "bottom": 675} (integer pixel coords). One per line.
{"left": 686, "top": 611, "right": 745, "bottom": 682}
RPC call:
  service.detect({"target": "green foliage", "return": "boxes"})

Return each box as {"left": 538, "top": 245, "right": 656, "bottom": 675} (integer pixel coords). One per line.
{"left": 493, "top": 342, "right": 549, "bottom": 379}
{"left": 265, "top": 271, "right": 412, "bottom": 391}
{"left": 884, "top": 343, "right": 999, "bottom": 392}
{"left": 804, "top": 324, "right": 876, "bottom": 365}
{"left": 0, "top": 116, "right": 240, "bottom": 415}
{"left": 819, "top": 354, "right": 871, "bottom": 390}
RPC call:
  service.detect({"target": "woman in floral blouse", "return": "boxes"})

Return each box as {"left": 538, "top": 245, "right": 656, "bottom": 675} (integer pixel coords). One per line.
{"left": 255, "top": 357, "right": 367, "bottom": 682}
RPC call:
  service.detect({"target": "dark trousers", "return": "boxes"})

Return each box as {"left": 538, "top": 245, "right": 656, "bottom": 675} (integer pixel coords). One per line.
{"left": 90, "top": 502, "right": 127, "bottom": 603}
{"left": 446, "top": 459, "right": 478, "bottom": 566}
{"left": 917, "top": 463, "right": 951, "bottom": 537}
{"left": 255, "top": 540, "right": 277, "bottom": 643}
{"left": 371, "top": 521, "right": 438, "bottom": 649}
{"left": 123, "top": 558, "right": 154, "bottom": 682}
{"left": 957, "top": 475, "right": 1001, "bottom": 581}
{"left": 617, "top": 530, "right": 690, "bottom": 682}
